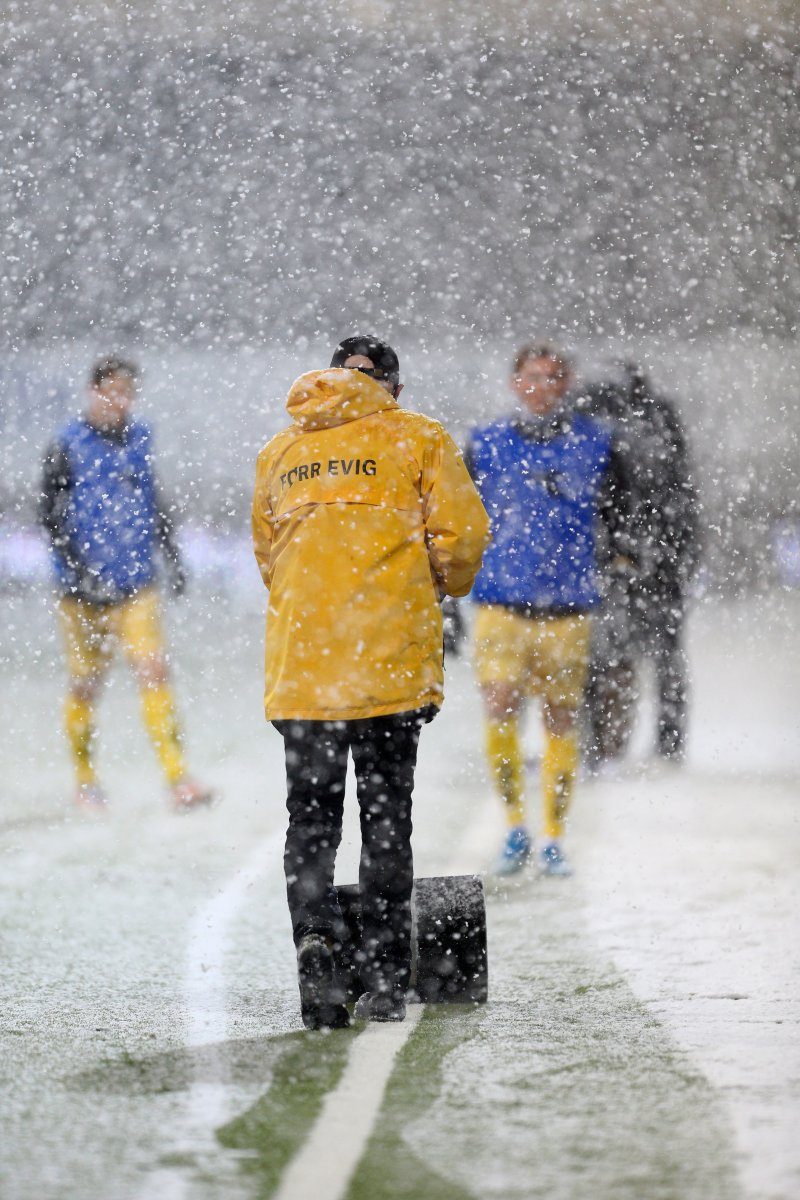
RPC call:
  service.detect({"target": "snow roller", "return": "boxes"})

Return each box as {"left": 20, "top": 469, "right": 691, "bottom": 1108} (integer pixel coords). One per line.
{"left": 334, "top": 875, "right": 488, "bottom": 1004}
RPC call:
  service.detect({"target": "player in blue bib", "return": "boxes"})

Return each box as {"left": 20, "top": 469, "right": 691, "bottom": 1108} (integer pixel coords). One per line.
{"left": 39, "top": 356, "right": 214, "bottom": 813}
{"left": 466, "top": 343, "right": 634, "bottom": 876}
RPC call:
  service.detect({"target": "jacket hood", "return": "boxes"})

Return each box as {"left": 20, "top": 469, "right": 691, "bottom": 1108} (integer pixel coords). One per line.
{"left": 287, "top": 368, "right": 398, "bottom": 430}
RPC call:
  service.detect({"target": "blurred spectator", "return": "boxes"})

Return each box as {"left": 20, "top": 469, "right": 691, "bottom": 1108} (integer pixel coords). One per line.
{"left": 582, "top": 364, "right": 699, "bottom": 764}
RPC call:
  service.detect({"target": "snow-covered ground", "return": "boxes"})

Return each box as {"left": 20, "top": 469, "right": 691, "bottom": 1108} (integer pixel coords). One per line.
{"left": 0, "top": 583, "right": 797, "bottom": 1200}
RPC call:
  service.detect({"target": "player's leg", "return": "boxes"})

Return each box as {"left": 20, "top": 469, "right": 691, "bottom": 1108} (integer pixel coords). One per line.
{"left": 274, "top": 718, "right": 350, "bottom": 1029}
{"left": 589, "top": 656, "right": 637, "bottom": 764}
{"left": 57, "top": 597, "right": 112, "bottom": 808}
{"left": 120, "top": 588, "right": 211, "bottom": 807}
{"left": 473, "top": 606, "right": 531, "bottom": 874}
{"left": 537, "top": 614, "right": 591, "bottom": 875}
{"left": 350, "top": 708, "right": 430, "bottom": 1020}
{"left": 584, "top": 592, "right": 638, "bottom": 768}
{"left": 653, "top": 592, "right": 689, "bottom": 761}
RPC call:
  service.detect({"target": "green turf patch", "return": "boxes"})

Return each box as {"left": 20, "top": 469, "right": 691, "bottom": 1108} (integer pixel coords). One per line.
{"left": 407, "top": 886, "right": 747, "bottom": 1200}
{"left": 346, "top": 1005, "right": 486, "bottom": 1200}
{"left": 215, "top": 1028, "right": 355, "bottom": 1198}
{"left": 207, "top": 1006, "right": 485, "bottom": 1200}
{"left": 67, "top": 1025, "right": 345, "bottom": 1100}
{"left": 69, "top": 1046, "right": 192, "bottom": 1096}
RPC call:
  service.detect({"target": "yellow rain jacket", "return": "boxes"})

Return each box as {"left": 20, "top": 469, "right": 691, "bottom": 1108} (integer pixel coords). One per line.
{"left": 252, "top": 368, "right": 490, "bottom": 721}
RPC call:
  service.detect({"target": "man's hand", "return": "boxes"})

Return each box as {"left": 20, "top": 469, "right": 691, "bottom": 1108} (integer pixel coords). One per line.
{"left": 72, "top": 567, "right": 123, "bottom": 606}
{"left": 610, "top": 554, "right": 637, "bottom": 578}
{"left": 441, "top": 596, "right": 465, "bottom": 657}
{"left": 55, "top": 537, "right": 119, "bottom": 604}
{"left": 165, "top": 559, "right": 187, "bottom": 598}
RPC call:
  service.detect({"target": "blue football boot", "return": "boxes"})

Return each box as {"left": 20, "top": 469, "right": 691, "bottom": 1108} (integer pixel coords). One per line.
{"left": 537, "top": 840, "right": 573, "bottom": 877}
{"left": 493, "top": 825, "right": 532, "bottom": 876}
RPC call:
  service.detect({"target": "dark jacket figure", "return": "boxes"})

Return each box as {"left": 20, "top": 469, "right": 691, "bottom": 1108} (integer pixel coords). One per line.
{"left": 583, "top": 365, "right": 699, "bottom": 763}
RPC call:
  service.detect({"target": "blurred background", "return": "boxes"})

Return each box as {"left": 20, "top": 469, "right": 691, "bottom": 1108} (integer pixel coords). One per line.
{"left": 1, "top": 0, "right": 798, "bottom": 595}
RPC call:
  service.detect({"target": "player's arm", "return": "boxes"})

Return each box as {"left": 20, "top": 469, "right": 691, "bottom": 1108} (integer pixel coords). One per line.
{"left": 38, "top": 441, "right": 82, "bottom": 572}
{"left": 597, "top": 436, "right": 638, "bottom": 567}
{"left": 251, "top": 451, "right": 276, "bottom": 590}
{"left": 677, "top": 476, "right": 701, "bottom": 581}
{"left": 421, "top": 426, "right": 491, "bottom": 598}
{"left": 664, "top": 405, "right": 701, "bottom": 580}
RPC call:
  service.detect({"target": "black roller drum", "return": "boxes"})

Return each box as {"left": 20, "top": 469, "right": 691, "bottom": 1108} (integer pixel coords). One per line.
{"left": 334, "top": 875, "right": 488, "bottom": 1005}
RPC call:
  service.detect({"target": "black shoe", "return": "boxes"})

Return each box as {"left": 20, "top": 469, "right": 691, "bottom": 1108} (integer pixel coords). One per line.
{"left": 657, "top": 734, "right": 686, "bottom": 762}
{"left": 297, "top": 934, "right": 351, "bottom": 1030}
{"left": 354, "top": 990, "right": 407, "bottom": 1023}
{"left": 657, "top": 720, "right": 690, "bottom": 758}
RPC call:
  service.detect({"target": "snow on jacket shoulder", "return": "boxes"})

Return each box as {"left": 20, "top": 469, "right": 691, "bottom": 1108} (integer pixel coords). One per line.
{"left": 252, "top": 368, "right": 490, "bottom": 722}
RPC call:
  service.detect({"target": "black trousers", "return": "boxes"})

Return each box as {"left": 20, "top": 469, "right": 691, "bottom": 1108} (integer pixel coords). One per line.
{"left": 637, "top": 590, "right": 689, "bottom": 759}
{"left": 273, "top": 708, "right": 433, "bottom": 998}
{"left": 587, "top": 582, "right": 688, "bottom": 762}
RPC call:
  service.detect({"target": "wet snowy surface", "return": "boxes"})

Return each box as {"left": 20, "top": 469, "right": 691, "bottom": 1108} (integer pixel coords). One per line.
{"left": 0, "top": 585, "right": 798, "bottom": 1199}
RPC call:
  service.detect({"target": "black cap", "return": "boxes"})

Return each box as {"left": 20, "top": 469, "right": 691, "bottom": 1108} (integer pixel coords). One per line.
{"left": 330, "top": 335, "right": 400, "bottom": 385}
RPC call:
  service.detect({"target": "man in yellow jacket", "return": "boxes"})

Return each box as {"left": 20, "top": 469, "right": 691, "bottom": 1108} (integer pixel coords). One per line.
{"left": 252, "top": 335, "right": 489, "bottom": 1028}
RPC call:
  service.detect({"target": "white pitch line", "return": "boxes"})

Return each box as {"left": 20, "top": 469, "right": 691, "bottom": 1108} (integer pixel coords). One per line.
{"left": 184, "top": 834, "right": 283, "bottom": 1049}
{"left": 179, "top": 833, "right": 285, "bottom": 1147}
{"left": 274, "top": 1006, "right": 424, "bottom": 1200}
{"left": 273, "top": 816, "right": 489, "bottom": 1200}
{"left": 131, "top": 831, "right": 283, "bottom": 1200}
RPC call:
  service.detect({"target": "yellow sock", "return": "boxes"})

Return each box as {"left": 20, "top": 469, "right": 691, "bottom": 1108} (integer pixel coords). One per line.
{"left": 65, "top": 693, "right": 96, "bottom": 787}
{"left": 140, "top": 683, "right": 186, "bottom": 785}
{"left": 485, "top": 716, "right": 526, "bottom": 827}
{"left": 542, "top": 728, "right": 579, "bottom": 840}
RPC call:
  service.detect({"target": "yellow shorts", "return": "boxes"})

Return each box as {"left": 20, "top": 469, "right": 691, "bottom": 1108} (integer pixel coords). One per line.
{"left": 57, "top": 587, "right": 166, "bottom": 681}
{"left": 473, "top": 605, "right": 591, "bottom": 710}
